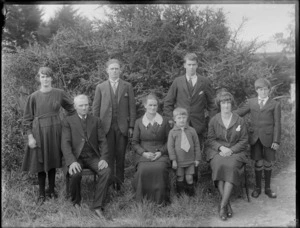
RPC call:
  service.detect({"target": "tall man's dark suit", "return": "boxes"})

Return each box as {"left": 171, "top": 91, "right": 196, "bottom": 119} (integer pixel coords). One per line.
{"left": 93, "top": 79, "right": 136, "bottom": 184}
{"left": 164, "top": 75, "right": 217, "bottom": 143}
{"left": 164, "top": 75, "right": 217, "bottom": 182}
{"left": 235, "top": 97, "right": 281, "bottom": 157}
{"left": 61, "top": 114, "right": 110, "bottom": 209}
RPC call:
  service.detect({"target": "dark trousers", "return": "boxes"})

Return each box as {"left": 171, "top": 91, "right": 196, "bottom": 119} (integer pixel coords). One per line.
{"left": 69, "top": 156, "right": 111, "bottom": 209}
{"left": 106, "top": 124, "right": 128, "bottom": 183}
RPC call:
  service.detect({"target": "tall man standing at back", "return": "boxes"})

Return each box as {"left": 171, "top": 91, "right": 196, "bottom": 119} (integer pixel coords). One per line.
{"left": 93, "top": 59, "right": 136, "bottom": 190}
{"left": 164, "top": 53, "right": 217, "bottom": 183}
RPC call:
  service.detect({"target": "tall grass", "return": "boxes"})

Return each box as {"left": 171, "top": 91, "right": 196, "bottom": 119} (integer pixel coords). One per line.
{"left": 2, "top": 100, "right": 295, "bottom": 227}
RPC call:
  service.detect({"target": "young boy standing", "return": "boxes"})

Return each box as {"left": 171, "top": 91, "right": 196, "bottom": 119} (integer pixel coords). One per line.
{"left": 167, "top": 107, "right": 201, "bottom": 196}
{"left": 236, "top": 78, "right": 281, "bottom": 198}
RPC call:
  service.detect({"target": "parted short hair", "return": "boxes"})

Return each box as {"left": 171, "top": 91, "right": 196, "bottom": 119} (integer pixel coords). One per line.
{"left": 35, "top": 67, "right": 55, "bottom": 82}
{"left": 142, "top": 93, "right": 159, "bottom": 106}
{"left": 106, "top": 59, "right": 121, "bottom": 68}
{"left": 183, "top": 53, "right": 198, "bottom": 63}
{"left": 254, "top": 78, "right": 271, "bottom": 90}
{"left": 173, "top": 107, "right": 188, "bottom": 118}
{"left": 215, "top": 90, "right": 236, "bottom": 110}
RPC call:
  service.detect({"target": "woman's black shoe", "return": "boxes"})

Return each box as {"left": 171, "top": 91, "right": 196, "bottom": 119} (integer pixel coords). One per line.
{"left": 251, "top": 188, "right": 261, "bottom": 198}
{"left": 218, "top": 205, "right": 227, "bottom": 221}
{"left": 227, "top": 202, "right": 233, "bottom": 218}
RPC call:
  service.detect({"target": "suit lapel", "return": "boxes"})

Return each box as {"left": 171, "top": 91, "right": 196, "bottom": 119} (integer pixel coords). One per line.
{"left": 86, "top": 114, "right": 94, "bottom": 139}
{"left": 72, "top": 115, "right": 85, "bottom": 137}
{"left": 252, "top": 97, "right": 260, "bottom": 111}
{"left": 104, "top": 80, "right": 112, "bottom": 102}
{"left": 118, "top": 79, "right": 125, "bottom": 103}
{"left": 180, "top": 76, "right": 190, "bottom": 96}
{"left": 192, "top": 75, "right": 203, "bottom": 97}
{"left": 261, "top": 97, "right": 271, "bottom": 110}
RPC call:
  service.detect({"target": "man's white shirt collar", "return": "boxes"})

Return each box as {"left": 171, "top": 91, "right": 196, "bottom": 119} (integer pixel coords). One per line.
{"left": 258, "top": 96, "right": 269, "bottom": 105}
{"left": 142, "top": 113, "right": 163, "bottom": 127}
{"left": 109, "top": 78, "right": 119, "bottom": 85}
{"left": 185, "top": 74, "right": 197, "bottom": 86}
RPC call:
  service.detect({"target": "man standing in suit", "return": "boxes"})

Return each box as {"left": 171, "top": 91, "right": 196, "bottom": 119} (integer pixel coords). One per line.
{"left": 164, "top": 53, "right": 217, "bottom": 183}
{"left": 235, "top": 78, "right": 281, "bottom": 199}
{"left": 93, "top": 59, "right": 136, "bottom": 190}
{"left": 61, "top": 94, "right": 110, "bottom": 218}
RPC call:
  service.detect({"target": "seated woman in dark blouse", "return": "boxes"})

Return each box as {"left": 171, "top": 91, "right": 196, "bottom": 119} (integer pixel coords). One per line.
{"left": 205, "top": 91, "right": 249, "bottom": 221}
{"left": 131, "top": 93, "right": 171, "bottom": 205}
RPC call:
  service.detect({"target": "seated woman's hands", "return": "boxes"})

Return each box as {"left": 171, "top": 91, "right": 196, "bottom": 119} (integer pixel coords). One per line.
{"left": 143, "top": 152, "right": 155, "bottom": 160}
{"left": 219, "top": 146, "right": 233, "bottom": 157}
{"left": 151, "top": 151, "right": 162, "bottom": 161}
{"left": 69, "top": 162, "right": 82, "bottom": 175}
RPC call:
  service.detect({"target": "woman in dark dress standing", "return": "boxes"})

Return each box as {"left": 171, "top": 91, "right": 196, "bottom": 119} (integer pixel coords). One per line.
{"left": 205, "top": 91, "right": 249, "bottom": 221}
{"left": 22, "top": 67, "right": 75, "bottom": 204}
{"left": 132, "top": 93, "right": 171, "bottom": 205}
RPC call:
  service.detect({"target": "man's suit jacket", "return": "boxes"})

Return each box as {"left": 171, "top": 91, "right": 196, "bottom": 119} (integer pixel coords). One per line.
{"left": 92, "top": 79, "right": 136, "bottom": 136}
{"left": 163, "top": 75, "right": 217, "bottom": 134}
{"left": 235, "top": 97, "right": 281, "bottom": 147}
{"left": 61, "top": 114, "right": 109, "bottom": 174}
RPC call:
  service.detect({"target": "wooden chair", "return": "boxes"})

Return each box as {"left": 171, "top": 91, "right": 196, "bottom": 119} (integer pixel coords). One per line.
{"left": 65, "top": 168, "right": 97, "bottom": 199}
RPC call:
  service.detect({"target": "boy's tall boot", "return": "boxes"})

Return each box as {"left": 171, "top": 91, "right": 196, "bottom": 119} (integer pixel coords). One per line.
{"left": 185, "top": 183, "right": 195, "bottom": 197}
{"left": 176, "top": 181, "right": 185, "bottom": 196}
{"left": 251, "top": 164, "right": 263, "bottom": 198}
{"left": 264, "top": 165, "right": 277, "bottom": 198}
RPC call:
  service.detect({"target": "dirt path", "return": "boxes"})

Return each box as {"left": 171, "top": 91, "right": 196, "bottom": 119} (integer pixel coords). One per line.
{"left": 207, "top": 160, "right": 296, "bottom": 227}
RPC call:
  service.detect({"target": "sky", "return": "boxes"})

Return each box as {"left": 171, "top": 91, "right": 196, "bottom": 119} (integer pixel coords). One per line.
{"left": 39, "top": 3, "right": 295, "bottom": 53}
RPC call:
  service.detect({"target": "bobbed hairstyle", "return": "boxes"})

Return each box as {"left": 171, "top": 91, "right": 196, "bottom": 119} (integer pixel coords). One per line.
{"left": 183, "top": 53, "right": 198, "bottom": 63}
{"left": 142, "top": 93, "right": 159, "bottom": 106}
{"left": 254, "top": 78, "right": 271, "bottom": 90}
{"left": 106, "top": 59, "right": 121, "bottom": 68}
{"left": 173, "top": 107, "right": 188, "bottom": 118}
{"left": 35, "top": 67, "right": 55, "bottom": 82}
{"left": 215, "top": 90, "right": 236, "bottom": 111}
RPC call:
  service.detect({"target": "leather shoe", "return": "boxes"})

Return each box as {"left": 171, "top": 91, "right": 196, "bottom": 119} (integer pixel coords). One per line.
{"left": 218, "top": 205, "right": 227, "bottom": 221}
{"left": 265, "top": 188, "right": 277, "bottom": 198}
{"left": 37, "top": 195, "right": 46, "bottom": 205}
{"left": 251, "top": 188, "right": 261, "bottom": 198}
{"left": 46, "top": 191, "right": 58, "bottom": 199}
{"left": 227, "top": 202, "right": 233, "bottom": 218}
{"left": 94, "top": 208, "right": 105, "bottom": 219}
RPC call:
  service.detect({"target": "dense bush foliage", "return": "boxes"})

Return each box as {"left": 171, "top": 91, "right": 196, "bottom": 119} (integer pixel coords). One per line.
{"left": 2, "top": 5, "right": 294, "bottom": 172}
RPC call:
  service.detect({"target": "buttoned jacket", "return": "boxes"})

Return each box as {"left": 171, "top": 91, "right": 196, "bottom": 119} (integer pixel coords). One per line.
{"left": 235, "top": 97, "right": 281, "bottom": 147}
{"left": 61, "top": 114, "right": 109, "bottom": 174}
{"left": 92, "top": 79, "right": 136, "bottom": 136}
{"left": 163, "top": 75, "right": 217, "bottom": 134}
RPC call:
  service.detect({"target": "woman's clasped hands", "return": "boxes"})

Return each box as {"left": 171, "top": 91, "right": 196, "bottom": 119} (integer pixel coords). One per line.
{"left": 143, "top": 151, "right": 162, "bottom": 161}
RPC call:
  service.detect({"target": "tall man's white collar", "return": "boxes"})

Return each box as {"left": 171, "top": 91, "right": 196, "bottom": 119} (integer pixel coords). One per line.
{"left": 185, "top": 74, "right": 197, "bottom": 86}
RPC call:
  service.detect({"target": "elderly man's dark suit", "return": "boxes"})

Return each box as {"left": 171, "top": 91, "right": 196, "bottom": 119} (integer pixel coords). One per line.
{"left": 235, "top": 97, "right": 281, "bottom": 151}
{"left": 93, "top": 79, "right": 136, "bottom": 185}
{"left": 164, "top": 75, "right": 217, "bottom": 182}
{"left": 61, "top": 114, "right": 110, "bottom": 209}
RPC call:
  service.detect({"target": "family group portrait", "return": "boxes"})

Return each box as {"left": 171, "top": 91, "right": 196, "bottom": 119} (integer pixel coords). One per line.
{"left": 2, "top": 2, "right": 296, "bottom": 227}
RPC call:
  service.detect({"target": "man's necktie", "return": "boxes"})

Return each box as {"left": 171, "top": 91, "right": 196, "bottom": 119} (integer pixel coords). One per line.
{"left": 112, "top": 82, "right": 117, "bottom": 94}
{"left": 259, "top": 99, "right": 264, "bottom": 109}
{"left": 181, "top": 129, "right": 190, "bottom": 152}
{"left": 188, "top": 78, "right": 193, "bottom": 88}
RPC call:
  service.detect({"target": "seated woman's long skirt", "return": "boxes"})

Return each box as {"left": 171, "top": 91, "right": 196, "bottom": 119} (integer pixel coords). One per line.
{"left": 210, "top": 154, "right": 244, "bottom": 186}
{"left": 132, "top": 161, "right": 169, "bottom": 204}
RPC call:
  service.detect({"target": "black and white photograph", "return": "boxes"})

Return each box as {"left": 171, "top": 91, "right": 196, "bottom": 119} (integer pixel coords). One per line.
{"left": 2, "top": 1, "right": 296, "bottom": 227}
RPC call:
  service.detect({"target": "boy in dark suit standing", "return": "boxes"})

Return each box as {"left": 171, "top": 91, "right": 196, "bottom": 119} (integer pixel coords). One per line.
{"left": 236, "top": 78, "right": 281, "bottom": 199}
{"left": 164, "top": 53, "right": 216, "bottom": 182}
{"left": 93, "top": 59, "right": 136, "bottom": 190}
{"left": 61, "top": 95, "right": 110, "bottom": 218}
